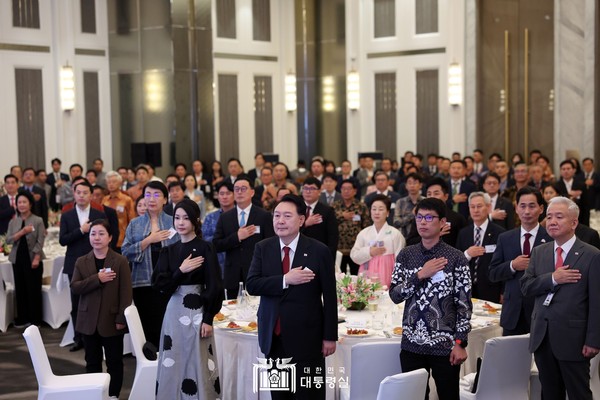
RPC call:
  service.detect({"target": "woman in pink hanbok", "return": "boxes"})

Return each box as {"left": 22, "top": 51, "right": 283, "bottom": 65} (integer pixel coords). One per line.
{"left": 350, "top": 194, "right": 405, "bottom": 287}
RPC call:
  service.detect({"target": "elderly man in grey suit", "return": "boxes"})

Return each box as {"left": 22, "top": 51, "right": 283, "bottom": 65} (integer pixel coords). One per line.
{"left": 521, "top": 196, "right": 600, "bottom": 400}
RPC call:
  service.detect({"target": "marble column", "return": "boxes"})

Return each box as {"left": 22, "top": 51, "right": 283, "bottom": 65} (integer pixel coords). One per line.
{"left": 553, "top": 0, "right": 595, "bottom": 165}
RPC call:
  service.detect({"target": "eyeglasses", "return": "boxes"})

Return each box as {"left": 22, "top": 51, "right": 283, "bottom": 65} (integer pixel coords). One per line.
{"left": 302, "top": 187, "right": 319, "bottom": 192}
{"left": 144, "top": 192, "right": 163, "bottom": 198}
{"left": 233, "top": 186, "right": 250, "bottom": 193}
{"left": 416, "top": 214, "right": 440, "bottom": 223}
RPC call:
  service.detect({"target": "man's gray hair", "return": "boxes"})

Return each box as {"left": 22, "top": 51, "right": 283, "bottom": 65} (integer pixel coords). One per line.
{"left": 548, "top": 196, "right": 579, "bottom": 219}
{"left": 468, "top": 191, "right": 491, "bottom": 205}
{"left": 105, "top": 170, "right": 123, "bottom": 183}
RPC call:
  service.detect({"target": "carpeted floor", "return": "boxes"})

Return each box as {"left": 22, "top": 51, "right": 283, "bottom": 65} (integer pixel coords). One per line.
{"left": 0, "top": 322, "right": 135, "bottom": 400}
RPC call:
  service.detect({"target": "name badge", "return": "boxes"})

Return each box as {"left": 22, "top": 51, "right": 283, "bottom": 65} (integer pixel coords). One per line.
{"left": 116, "top": 205, "right": 124, "bottom": 213}
{"left": 485, "top": 245, "right": 497, "bottom": 253}
{"left": 167, "top": 227, "right": 177, "bottom": 239}
{"left": 352, "top": 214, "right": 361, "bottom": 222}
{"left": 390, "top": 203, "right": 396, "bottom": 209}
{"left": 543, "top": 292, "right": 555, "bottom": 306}
{"left": 431, "top": 271, "right": 445, "bottom": 284}
{"left": 254, "top": 225, "right": 261, "bottom": 234}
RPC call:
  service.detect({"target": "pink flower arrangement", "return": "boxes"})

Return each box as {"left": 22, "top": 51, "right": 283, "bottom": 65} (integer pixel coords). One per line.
{"left": 336, "top": 273, "right": 383, "bottom": 309}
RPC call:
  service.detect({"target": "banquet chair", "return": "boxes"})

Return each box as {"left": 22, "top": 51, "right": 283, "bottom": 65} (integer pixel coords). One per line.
{"left": 41, "top": 256, "right": 71, "bottom": 329}
{"left": 340, "top": 341, "right": 402, "bottom": 400}
{"left": 22, "top": 325, "right": 110, "bottom": 400}
{"left": 125, "top": 305, "right": 158, "bottom": 400}
{"left": 459, "top": 334, "right": 531, "bottom": 400}
{"left": 0, "top": 266, "right": 15, "bottom": 332}
{"left": 335, "top": 250, "right": 343, "bottom": 274}
{"left": 376, "top": 368, "right": 428, "bottom": 400}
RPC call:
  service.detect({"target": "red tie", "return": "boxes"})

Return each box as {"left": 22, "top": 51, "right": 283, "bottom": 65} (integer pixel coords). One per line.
{"left": 555, "top": 247, "right": 564, "bottom": 270}
{"left": 274, "top": 246, "right": 291, "bottom": 335}
{"left": 10, "top": 196, "right": 16, "bottom": 219}
{"left": 523, "top": 233, "right": 532, "bottom": 256}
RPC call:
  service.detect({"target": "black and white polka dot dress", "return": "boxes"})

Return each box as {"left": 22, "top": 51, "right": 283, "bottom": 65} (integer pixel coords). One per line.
{"left": 152, "top": 237, "right": 223, "bottom": 400}
{"left": 156, "top": 285, "right": 220, "bottom": 399}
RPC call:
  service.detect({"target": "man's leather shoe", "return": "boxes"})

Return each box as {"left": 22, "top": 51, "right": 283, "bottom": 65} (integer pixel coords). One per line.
{"left": 69, "top": 342, "right": 84, "bottom": 352}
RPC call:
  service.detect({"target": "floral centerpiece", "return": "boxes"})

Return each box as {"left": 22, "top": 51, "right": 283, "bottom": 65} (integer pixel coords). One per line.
{"left": 336, "top": 273, "right": 384, "bottom": 311}
{"left": 0, "top": 235, "right": 10, "bottom": 255}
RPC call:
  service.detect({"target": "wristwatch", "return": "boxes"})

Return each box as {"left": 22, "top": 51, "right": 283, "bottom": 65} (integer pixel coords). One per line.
{"left": 455, "top": 339, "right": 468, "bottom": 348}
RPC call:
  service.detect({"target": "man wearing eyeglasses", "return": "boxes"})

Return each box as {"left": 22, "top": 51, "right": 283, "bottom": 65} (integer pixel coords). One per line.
{"left": 213, "top": 175, "right": 275, "bottom": 300}
{"left": 456, "top": 192, "right": 505, "bottom": 303}
{"left": 300, "top": 177, "right": 339, "bottom": 260}
{"left": 389, "top": 197, "right": 472, "bottom": 400}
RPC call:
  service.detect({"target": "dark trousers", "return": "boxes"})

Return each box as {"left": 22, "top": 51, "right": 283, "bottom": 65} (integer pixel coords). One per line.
{"left": 400, "top": 349, "right": 460, "bottom": 400}
{"left": 267, "top": 334, "right": 326, "bottom": 400}
{"left": 82, "top": 330, "right": 124, "bottom": 397}
{"left": 13, "top": 261, "right": 42, "bottom": 325}
{"left": 132, "top": 286, "right": 169, "bottom": 348}
{"left": 534, "top": 333, "right": 592, "bottom": 400}
{"left": 341, "top": 255, "right": 359, "bottom": 276}
{"left": 66, "top": 273, "right": 82, "bottom": 344}
{"left": 502, "top": 308, "right": 531, "bottom": 336}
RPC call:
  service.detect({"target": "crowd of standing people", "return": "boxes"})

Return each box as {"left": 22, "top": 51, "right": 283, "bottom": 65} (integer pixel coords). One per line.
{"left": 1, "top": 147, "right": 599, "bottom": 399}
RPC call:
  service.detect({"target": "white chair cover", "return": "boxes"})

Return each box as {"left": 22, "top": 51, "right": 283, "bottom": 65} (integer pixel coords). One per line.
{"left": 125, "top": 305, "right": 158, "bottom": 400}
{"left": 0, "top": 266, "right": 15, "bottom": 332}
{"left": 41, "top": 257, "right": 71, "bottom": 329}
{"left": 376, "top": 368, "right": 429, "bottom": 400}
{"left": 23, "top": 325, "right": 110, "bottom": 400}
{"left": 459, "top": 334, "right": 531, "bottom": 400}
{"left": 340, "top": 341, "right": 402, "bottom": 400}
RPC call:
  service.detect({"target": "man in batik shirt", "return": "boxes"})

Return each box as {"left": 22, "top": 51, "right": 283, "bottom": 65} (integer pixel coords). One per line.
{"left": 389, "top": 197, "right": 472, "bottom": 400}
{"left": 333, "top": 179, "right": 370, "bottom": 275}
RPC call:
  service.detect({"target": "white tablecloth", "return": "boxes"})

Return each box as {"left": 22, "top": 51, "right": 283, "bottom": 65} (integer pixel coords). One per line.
{"left": 213, "top": 300, "right": 502, "bottom": 400}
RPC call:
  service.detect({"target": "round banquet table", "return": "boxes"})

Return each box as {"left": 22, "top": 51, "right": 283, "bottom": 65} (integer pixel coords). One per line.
{"left": 213, "top": 299, "right": 502, "bottom": 400}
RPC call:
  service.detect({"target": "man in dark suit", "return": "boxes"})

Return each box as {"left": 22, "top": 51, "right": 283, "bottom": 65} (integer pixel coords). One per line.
{"left": 59, "top": 181, "right": 107, "bottom": 351}
{"left": 300, "top": 177, "right": 339, "bottom": 260}
{"left": 364, "top": 171, "right": 401, "bottom": 225}
{"left": 489, "top": 187, "right": 552, "bottom": 336}
{"left": 247, "top": 152, "right": 265, "bottom": 185}
{"left": 318, "top": 173, "right": 342, "bottom": 206}
{"left": 575, "top": 223, "right": 600, "bottom": 249}
{"left": 20, "top": 168, "right": 48, "bottom": 228}
{"left": 213, "top": 175, "right": 275, "bottom": 300}
{"left": 456, "top": 192, "right": 505, "bottom": 303}
{"left": 482, "top": 172, "right": 516, "bottom": 230}
{"left": 246, "top": 194, "right": 338, "bottom": 400}
{"left": 47, "top": 158, "right": 70, "bottom": 211}
{"left": 582, "top": 157, "right": 600, "bottom": 210}
{"left": 555, "top": 159, "right": 589, "bottom": 225}
{"left": 0, "top": 174, "right": 19, "bottom": 235}
{"left": 447, "top": 160, "right": 477, "bottom": 220}
{"left": 521, "top": 196, "right": 600, "bottom": 400}
{"left": 405, "top": 177, "right": 467, "bottom": 247}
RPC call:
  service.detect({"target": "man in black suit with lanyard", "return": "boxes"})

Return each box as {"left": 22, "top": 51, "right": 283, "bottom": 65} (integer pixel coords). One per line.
{"left": 247, "top": 194, "right": 338, "bottom": 400}
{"left": 213, "top": 174, "right": 274, "bottom": 300}
{"left": 489, "top": 187, "right": 552, "bottom": 335}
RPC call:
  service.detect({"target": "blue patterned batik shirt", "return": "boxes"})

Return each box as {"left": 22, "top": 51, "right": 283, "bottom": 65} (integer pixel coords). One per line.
{"left": 389, "top": 240, "right": 472, "bottom": 356}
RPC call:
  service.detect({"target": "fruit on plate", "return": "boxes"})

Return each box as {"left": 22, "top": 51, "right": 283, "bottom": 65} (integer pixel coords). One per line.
{"left": 226, "top": 321, "right": 240, "bottom": 329}
{"left": 214, "top": 312, "right": 226, "bottom": 321}
{"left": 346, "top": 328, "right": 368, "bottom": 335}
